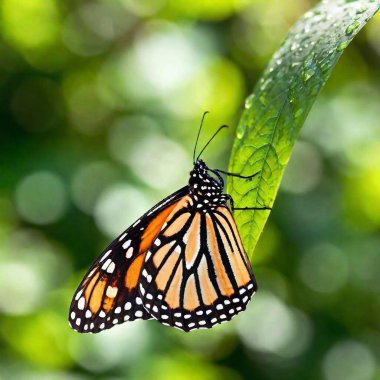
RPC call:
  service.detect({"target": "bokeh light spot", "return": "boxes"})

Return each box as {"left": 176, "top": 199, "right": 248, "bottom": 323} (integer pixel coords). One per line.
{"left": 129, "top": 134, "right": 189, "bottom": 190}
{"left": 132, "top": 23, "right": 205, "bottom": 93}
{"left": 71, "top": 161, "right": 120, "bottom": 215}
{"left": 322, "top": 340, "right": 376, "bottom": 380}
{"left": 0, "top": 262, "right": 42, "bottom": 315}
{"left": 94, "top": 184, "right": 151, "bottom": 238}
{"left": 281, "top": 141, "right": 322, "bottom": 194}
{"left": 15, "top": 172, "right": 68, "bottom": 225}
{"left": 69, "top": 320, "right": 150, "bottom": 372}
{"left": 299, "top": 243, "right": 349, "bottom": 293}
{"left": 237, "top": 291, "right": 313, "bottom": 358}
{"left": 1, "top": 0, "right": 60, "bottom": 50}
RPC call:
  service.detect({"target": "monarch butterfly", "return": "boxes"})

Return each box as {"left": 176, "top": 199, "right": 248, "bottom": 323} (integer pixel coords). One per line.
{"left": 69, "top": 113, "right": 271, "bottom": 333}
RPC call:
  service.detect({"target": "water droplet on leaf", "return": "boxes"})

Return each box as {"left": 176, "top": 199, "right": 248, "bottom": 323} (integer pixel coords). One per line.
{"left": 259, "top": 95, "right": 267, "bottom": 106}
{"left": 303, "top": 68, "right": 315, "bottom": 82}
{"left": 336, "top": 40, "right": 350, "bottom": 52}
{"left": 346, "top": 21, "right": 360, "bottom": 34}
{"left": 295, "top": 108, "right": 304, "bottom": 118}
{"left": 245, "top": 94, "right": 255, "bottom": 109}
{"left": 236, "top": 124, "right": 247, "bottom": 139}
{"left": 356, "top": 7, "right": 367, "bottom": 14}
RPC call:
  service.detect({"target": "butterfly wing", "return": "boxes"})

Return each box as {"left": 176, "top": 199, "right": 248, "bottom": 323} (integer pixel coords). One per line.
{"left": 138, "top": 199, "right": 257, "bottom": 332}
{"left": 69, "top": 186, "right": 189, "bottom": 333}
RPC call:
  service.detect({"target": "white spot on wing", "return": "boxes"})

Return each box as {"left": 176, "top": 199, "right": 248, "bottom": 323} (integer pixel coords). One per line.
{"left": 106, "top": 261, "right": 115, "bottom": 273}
{"left": 78, "top": 297, "right": 85, "bottom": 310}
{"left": 122, "top": 240, "right": 131, "bottom": 249}
{"left": 126, "top": 247, "right": 133, "bottom": 259}
{"left": 75, "top": 290, "right": 83, "bottom": 301}
{"left": 102, "top": 258, "right": 111, "bottom": 270}
{"left": 106, "top": 286, "right": 118, "bottom": 298}
{"left": 100, "top": 250, "right": 112, "bottom": 262}
{"left": 87, "top": 268, "right": 96, "bottom": 278}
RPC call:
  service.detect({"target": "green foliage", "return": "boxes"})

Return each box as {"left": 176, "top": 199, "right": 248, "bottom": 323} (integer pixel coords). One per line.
{"left": 228, "top": 0, "right": 380, "bottom": 260}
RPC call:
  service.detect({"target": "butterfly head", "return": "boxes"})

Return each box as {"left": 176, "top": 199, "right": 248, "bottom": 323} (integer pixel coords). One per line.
{"left": 188, "top": 160, "right": 224, "bottom": 209}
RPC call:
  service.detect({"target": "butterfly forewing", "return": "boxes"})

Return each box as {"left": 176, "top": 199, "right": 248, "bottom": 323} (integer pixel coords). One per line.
{"left": 138, "top": 199, "right": 257, "bottom": 332}
{"left": 69, "top": 186, "right": 188, "bottom": 333}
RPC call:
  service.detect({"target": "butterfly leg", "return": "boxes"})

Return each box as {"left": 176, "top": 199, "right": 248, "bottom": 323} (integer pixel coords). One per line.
{"left": 215, "top": 169, "right": 260, "bottom": 179}
{"left": 224, "top": 194, "right": 271, "bottom": 211}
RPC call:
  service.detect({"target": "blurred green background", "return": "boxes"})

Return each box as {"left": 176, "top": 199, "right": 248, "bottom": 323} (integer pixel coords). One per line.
{"left": 1, "top": 0, "right": 380, "bottom": 379}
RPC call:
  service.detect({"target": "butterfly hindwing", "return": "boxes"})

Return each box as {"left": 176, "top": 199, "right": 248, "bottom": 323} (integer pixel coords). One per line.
{"left": 69, "top": 186, "right": 188, "bottom": 333}
{"left": 138, "top": 198, "right": 257, "bottom": 332}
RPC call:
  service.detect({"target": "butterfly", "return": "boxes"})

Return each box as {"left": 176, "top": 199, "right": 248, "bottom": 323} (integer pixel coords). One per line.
{"left": 69, "top": 112, "right": 271, "bottom": 333}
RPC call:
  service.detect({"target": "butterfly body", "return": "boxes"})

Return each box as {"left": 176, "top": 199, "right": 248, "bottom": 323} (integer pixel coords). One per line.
{"left": 69, "top": 119, "right": 267, "bottom": 333}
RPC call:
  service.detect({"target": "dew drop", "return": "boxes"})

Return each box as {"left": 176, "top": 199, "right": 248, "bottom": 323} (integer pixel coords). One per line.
{"left": 295, "top": 108, "right": 304, "bottom": 118}
{"left": 245, "top": 94, "right": 255, "bottom": 109}
{"left": 303, "top": 68, "right": 315, "bottom": 82}
{"left": 291, "top": 43, "right": 299, "bottom": 51}
{"left": 356, "top": 7, "right": 367, "bottom": 14}
{"left": 304, "top": 11, "right": 313, "bottom": 19}
{"left": 346, "top": 21, "right": 360, "bottom": 34}
{"left": 336, "top": 40, "right": 350, "bottom": 52}
{"left": 260, "top": 78, "right": 272, "bottom": 91}
{"left": 321, "top": 62, "right": 330, "bottom": 73}
{"left": 236, "top": 124, "right": 247, "bottom": 139}
{"left": 259, "top": 95, "right": 267, "bottom": 106}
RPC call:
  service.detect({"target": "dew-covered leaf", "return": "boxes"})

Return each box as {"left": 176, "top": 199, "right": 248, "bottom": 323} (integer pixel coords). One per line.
{"left": 228, "top": 0, "right": 380, "bottom": 261}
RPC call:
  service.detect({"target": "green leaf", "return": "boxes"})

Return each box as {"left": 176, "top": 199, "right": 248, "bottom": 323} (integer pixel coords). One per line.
{"left": 228, "top": 0, "right": 380, "bottom": 261}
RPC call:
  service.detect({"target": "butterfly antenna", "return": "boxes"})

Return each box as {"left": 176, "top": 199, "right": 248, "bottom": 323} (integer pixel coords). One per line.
{"left": 193, "top": 111, "right": 209, "bottom": 164}
{"left": 196, "top": 124, "right": 228, "bottom": 162}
